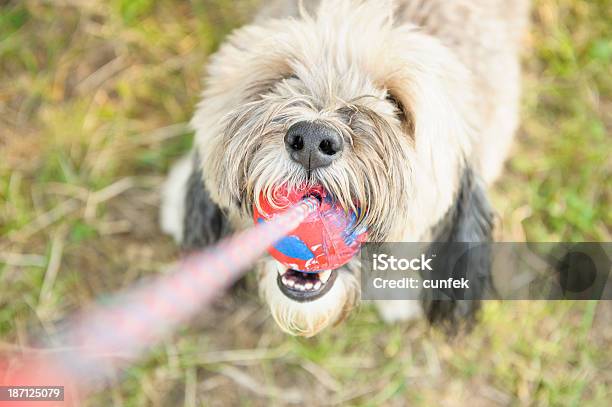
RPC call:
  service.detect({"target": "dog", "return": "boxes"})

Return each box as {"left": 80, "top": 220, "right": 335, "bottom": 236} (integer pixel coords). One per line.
{"left": 161, "top": 0, "right": 528, "bottom": 336}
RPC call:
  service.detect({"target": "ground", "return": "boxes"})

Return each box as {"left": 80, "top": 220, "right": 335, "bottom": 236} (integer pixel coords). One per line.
{"left": 0, "top": 0, "right": 610, "bottom": 405}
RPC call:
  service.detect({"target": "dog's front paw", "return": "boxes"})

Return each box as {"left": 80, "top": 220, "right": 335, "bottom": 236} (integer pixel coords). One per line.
{"left": 375, "top": 300, "right": 423, "bottom": 323}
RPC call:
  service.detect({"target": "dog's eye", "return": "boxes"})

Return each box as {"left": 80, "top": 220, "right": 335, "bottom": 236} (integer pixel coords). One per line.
{"left": 386, "top": 93, "right": 406, "bottom": 121}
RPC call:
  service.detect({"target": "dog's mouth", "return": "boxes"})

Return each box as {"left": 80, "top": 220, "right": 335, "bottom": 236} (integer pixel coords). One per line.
{"left": 277, "top": 268, "right": 338, "bottom": 302}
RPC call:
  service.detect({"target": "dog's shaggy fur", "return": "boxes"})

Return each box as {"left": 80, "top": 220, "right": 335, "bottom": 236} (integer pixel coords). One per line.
{"left": 161, "top": 0, "right": 528, "bottom": 336}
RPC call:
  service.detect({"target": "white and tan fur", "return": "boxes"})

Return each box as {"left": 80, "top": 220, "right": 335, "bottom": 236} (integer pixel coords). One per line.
{"left": 161, "top": 0, "right": 528, "bottom": 336}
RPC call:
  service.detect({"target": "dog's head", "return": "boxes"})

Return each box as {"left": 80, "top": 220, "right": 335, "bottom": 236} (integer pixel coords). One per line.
{"left": 191, "top": 0, "right": 487, "bottom": 336}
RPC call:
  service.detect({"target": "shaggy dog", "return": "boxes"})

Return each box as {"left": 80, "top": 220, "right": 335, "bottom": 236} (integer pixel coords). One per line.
{"left": 161, "top": 0, "right": 528, "bottom": 336}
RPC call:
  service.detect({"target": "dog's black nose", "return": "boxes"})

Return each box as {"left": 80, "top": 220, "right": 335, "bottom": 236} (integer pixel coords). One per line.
{"left": 284, "top": 121, "right": 343, "bottom": 170}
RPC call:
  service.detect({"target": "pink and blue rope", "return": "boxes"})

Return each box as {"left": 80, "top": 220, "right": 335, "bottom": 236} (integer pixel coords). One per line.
{"left": 1, "top": 197, "right": 320, "bottom": 398}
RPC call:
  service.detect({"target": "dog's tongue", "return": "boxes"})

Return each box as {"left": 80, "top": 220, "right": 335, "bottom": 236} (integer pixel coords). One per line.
{"left": 253, "top": 185, "right": 367, "bottom": 272}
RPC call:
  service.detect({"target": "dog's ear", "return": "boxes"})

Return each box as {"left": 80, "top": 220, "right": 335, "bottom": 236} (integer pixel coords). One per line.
{"left": 182, "top": 155, "right": 230, "bottom": 251}
{"left": 422, "top": 167, "right": 494, "bottom": 329}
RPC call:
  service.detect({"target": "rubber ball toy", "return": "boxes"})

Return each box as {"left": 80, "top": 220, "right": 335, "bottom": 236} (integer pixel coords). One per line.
{"left": 253, "top": 185, "right": 367, "bottom": 272}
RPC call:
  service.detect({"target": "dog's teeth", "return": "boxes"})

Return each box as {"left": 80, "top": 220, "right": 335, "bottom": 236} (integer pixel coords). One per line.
{"left": 305, "top": 282, "right": 313, "bottom": 290}
{"left": 282, "top": 276, "right": 289, "bottom": 285}
{"left": 314, "top": 281, "right": 322, "bottom": 290}
{"left": 319, "top": 270, "right": 332, "bottom": 283}
{"left": 287, "top": 280, "right": 295, "bottom": 287}
{"left": 295, "top": 284, "right": 303, "bottom": 291}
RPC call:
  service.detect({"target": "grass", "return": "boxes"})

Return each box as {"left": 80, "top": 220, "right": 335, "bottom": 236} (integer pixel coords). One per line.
{"left": 0, "top": 0, "right": 610, "bottom": 405}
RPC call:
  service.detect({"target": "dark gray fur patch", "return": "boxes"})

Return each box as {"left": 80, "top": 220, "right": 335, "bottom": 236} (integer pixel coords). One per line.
{"left": 182, "top": 156, "right": 230, "bottom": 251}
{"left": 421, "top": 167, "right": 495, "bottom": 329}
